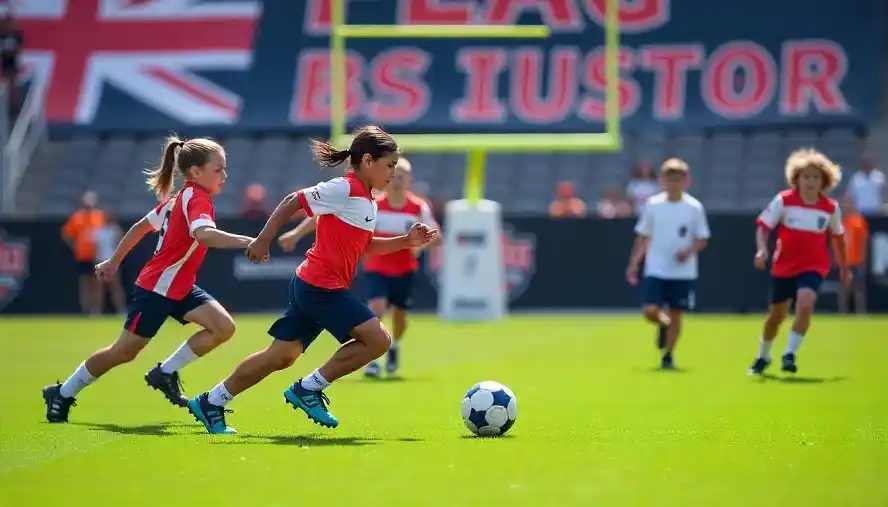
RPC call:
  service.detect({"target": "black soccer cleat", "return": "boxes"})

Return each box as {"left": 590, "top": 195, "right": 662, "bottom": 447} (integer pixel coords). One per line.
{"left": 145, "top": 363, "right": 188, "bottom": 407}
{"left": 781, "top": 353, "right": 798, "bottom": 374}
{"left": 661, "top": 352, "right": 675, "bottom": 370}
{"left": 747, "top": 357, "right": 771, "bottom": 375}
{"left": 43, "top": 383, "right": 76, "bottom": 423}
{"left": 656, "top": 324, "right": 668, "bottom": 350}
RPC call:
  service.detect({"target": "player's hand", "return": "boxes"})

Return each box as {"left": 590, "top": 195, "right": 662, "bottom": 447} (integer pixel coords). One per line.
{"left": 278, "top": 233, "right": 298, "bottom": 253}
{"left": 839, "top": 266, "right": 853, "bottom": 287}
{"left": 754, "top": 249, "right": 769, "bottom": 271}
{"left": 246, "top": 238, "right": 271, "bottom": 263}
{"left": 94, "top": 260, "right": 119, "bottom": 281}
{"left": 626, "top": 264, "right": 639, "bottom": 286}
{"left": 407, "top": 223, "right": 438, "bottom": 247}
{"left": 675, "top": 249, "right": 692, "bottom": 262}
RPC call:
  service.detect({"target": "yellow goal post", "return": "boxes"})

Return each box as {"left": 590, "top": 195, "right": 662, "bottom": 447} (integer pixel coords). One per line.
{"left": 329, "top": 0, "right": 622, "bottom": 203}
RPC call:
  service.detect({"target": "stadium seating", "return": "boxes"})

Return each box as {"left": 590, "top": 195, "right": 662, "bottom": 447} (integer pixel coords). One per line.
{"left": 13, "top": 128, "right": 867, "bottom": 217}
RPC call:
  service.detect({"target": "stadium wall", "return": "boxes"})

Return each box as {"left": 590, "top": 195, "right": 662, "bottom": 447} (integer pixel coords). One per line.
{"left": 2, "top": 216, "right": 887, "bottom": 315}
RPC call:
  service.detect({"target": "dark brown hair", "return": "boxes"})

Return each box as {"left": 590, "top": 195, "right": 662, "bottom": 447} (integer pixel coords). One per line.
{"left": 145, "top": 135, "right": 224, "bottom": 201}
{"left": 310, "top": 125, "right": 398, "bottom": 170}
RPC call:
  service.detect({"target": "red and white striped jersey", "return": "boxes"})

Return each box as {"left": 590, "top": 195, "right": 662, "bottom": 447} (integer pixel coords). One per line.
{"left": 756, "top": 188, "right": 843, "bottom": 278}
{"left": 295, "top": 173, "right": 377, "bottom": 289}
{"left": 363, "top": 192, "right": 437, "bottom": 277}
{"left": 136, "top": 183, "right": 216, "bottom": 299}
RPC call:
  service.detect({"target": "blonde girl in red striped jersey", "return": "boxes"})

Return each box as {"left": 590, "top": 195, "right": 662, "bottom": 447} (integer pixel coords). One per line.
{"left": 43, "top": 136, "right": 255, "bottom": 423}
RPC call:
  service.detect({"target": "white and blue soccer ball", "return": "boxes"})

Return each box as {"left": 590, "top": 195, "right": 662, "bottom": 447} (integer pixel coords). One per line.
{"left": 461, "top": 381, "right": 517, "bottom": 437}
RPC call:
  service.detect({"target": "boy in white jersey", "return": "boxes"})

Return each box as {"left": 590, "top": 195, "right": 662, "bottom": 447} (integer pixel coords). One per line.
{"left": 626, "top": 158, "right": 710, "bottom": 369}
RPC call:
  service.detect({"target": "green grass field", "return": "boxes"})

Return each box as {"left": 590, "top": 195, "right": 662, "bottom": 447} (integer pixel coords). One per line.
{"left": 0, "top": 314, "right": 886, "bottom": 507}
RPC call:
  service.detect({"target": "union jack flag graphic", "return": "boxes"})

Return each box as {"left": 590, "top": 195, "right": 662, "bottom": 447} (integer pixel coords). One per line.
{"left": 18, "top": 0, "right": 261, "bottom": 125}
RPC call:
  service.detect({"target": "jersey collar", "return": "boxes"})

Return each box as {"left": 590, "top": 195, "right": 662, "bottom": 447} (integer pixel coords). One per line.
{"left": 345, "top": 172, "right": 373, "bottom": 199}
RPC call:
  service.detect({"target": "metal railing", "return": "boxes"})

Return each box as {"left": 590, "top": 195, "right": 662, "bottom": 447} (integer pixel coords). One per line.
{"left": 1, "top": 78, "right": 48, "bottom": 214}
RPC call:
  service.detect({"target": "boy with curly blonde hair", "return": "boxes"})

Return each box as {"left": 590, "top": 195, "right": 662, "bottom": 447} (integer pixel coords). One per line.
{"left": 749, "top": 149, "right": 850, "bottom": 375}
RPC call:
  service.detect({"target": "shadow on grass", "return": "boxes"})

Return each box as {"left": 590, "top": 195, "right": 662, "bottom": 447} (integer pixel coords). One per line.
{"left": 69, "top": 421, "right": 191, "bottom": 436}
{"left": 759, "top": 373, "right": 846, "bottom": 384}
{"left": 339, "top": 375, "right": 434, "bottom": 384}
{"left": 459, "top": 434, "right": 516, "bottom": 440}
{"left": 212, "top": 434, "right": 424, "bottom": 447}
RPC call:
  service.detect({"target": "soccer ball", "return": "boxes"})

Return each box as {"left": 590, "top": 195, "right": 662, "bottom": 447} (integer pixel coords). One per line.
{"left": 461, "top": 381, "right": 517, "bottom": 437}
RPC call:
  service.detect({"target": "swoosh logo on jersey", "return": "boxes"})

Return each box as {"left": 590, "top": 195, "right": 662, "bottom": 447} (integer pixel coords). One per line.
{"left": 365, "top": 216, "right": 374, "bottom": 222}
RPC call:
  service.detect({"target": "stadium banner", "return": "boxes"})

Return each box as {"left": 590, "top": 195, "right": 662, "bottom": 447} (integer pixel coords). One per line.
{"left": 2, "top": 215, "right": 888, "bottom": 315}
{"left": 19, "top": 0, "right": 884, "bottom": 134}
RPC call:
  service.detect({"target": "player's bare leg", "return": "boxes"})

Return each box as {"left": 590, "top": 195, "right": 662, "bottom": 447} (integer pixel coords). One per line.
{"left": 280, "top": 319, "right": 391, "bottom": 429}
{"left": 364, "top": 297, "right": 388, "bottom": 378}
{"left": 387, "top": 306, "right": 408, "bottom": 374}
{"left": 748, "top": 301, "right": 790, "bottom": 375}
{"left": 781, "top": 289, "right": 817, "bottom": 373}
{"left": 146, "top": 301, "right": 236, "bottom": 407}
{"left": 189, "top": 340, "right": 305, "bottom": 434}
{"left": 319, "top": 318, "right": 392, "bottom": 382}
{"left": 642, "top": 304, "right": 671, "bottom": 352}
{"left": 44, "top": 331, "right": 149, "bottom": 422}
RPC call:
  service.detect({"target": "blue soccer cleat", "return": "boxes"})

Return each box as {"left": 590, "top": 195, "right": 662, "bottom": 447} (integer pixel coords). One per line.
{"left": 284, "top": 381, "right": 339, "bottom": 428}
{"left": 187, "top": 393, "right": 236, "bottom": 434}
{"left": 781, "top": 353, "right": 798, "bottom": 373}
{"left": 364, "top": 361, "right": 381, "bottom": 378}
{"left": 747, "top": 357, "right": 771, "bottom": 375}
{"left": 660, "top": 352, "right": 675, "bottom": 370}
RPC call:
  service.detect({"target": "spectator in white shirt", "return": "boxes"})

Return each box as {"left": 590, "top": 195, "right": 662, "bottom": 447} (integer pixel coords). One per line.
{"left": 626, "top": 162, "right": 659, "bottom": 215}
{"left": 847, "top": 156, "right": 885, "bottom": 215}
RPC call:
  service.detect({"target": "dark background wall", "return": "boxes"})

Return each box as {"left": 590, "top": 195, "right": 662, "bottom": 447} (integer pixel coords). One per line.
{"left": 2, "top": 215, "right": 887, "bottom": 315}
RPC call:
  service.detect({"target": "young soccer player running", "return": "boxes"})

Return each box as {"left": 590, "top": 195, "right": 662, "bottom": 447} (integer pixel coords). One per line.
{"left": 626, "top": 158, "right": 710, "bottom": 369}
{"left": 42, "top": 137, "right": 255, "bottom": 423}
{"left": 188, "top": 126, "right": 438, "bottom": 434}
{"left": 279, "top": 157, "right": 440, "bottom": 378}
{"left": 748, "top": 149, "right": 850, "bottom": 375}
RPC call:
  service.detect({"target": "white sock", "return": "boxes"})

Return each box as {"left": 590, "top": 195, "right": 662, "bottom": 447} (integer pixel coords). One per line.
{"left": 59, "top": 362, "right": 97, "bottom": 398}
{"left": 160, "top": 342, "right": 199, "bottom": 374}
{"left": 757, "top": 337, "right": 774, "bottom": 361}
{"left": 207, "top": 382, "right": 234, "bottom": 407}
{"left": 300, "top": 369, "right": 331, "bottom": 391}
{"left": 389, "top": 340, "right": 400, "bottom": 351}
{"left": 785, "top": 331, "right": 805, "bottom": 355}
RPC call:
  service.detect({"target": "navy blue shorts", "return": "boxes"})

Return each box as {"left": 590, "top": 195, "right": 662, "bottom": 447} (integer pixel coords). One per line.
{"left": 268, "top": 276, "right": 376, "bottom": 350}
{"left": 363, "top": 271, "right": 415, "bottom": 309}
{"left": 641, "top": 277, "right": 696, "bottom": 310}
{"left": 76, "top": 260, "right": 95, "bottom": 276}
{"left": 124, "top": 285, "right": 215, "bottom": 339}
{"left": 770, "top": 272, "right": 824, "bottom": 304}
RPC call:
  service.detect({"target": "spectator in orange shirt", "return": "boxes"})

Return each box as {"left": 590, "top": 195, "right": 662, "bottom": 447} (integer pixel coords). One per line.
{"left": 834, "top": 195, "right": 869, "bottom": 313}
{"left": 549, "top": 181, "right": 587, "bottom": 218}
{"left": 61, "top": 190, "right": 106, "bottom": 315}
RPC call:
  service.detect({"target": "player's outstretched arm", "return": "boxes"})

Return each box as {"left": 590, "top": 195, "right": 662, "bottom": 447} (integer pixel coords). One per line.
{"left": 110, "top": 217, "right": 154, "bottom": 265}
{"left": 192, "top": 226, "right": 254, "bottom": 249}
{"left": 246, "top": 192, "right": 305, "bottom": 262}
{"left": 279, "top": 216, "right": 318, "bottom": 252}
{"left": 95, "top": 217, "right": 154, "bottom": 280}
{"left": 625, "top": 235, "right": 648, "bottom": 285}
{"left": 365, "top": 223, "right": 438, "bottom": 256}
